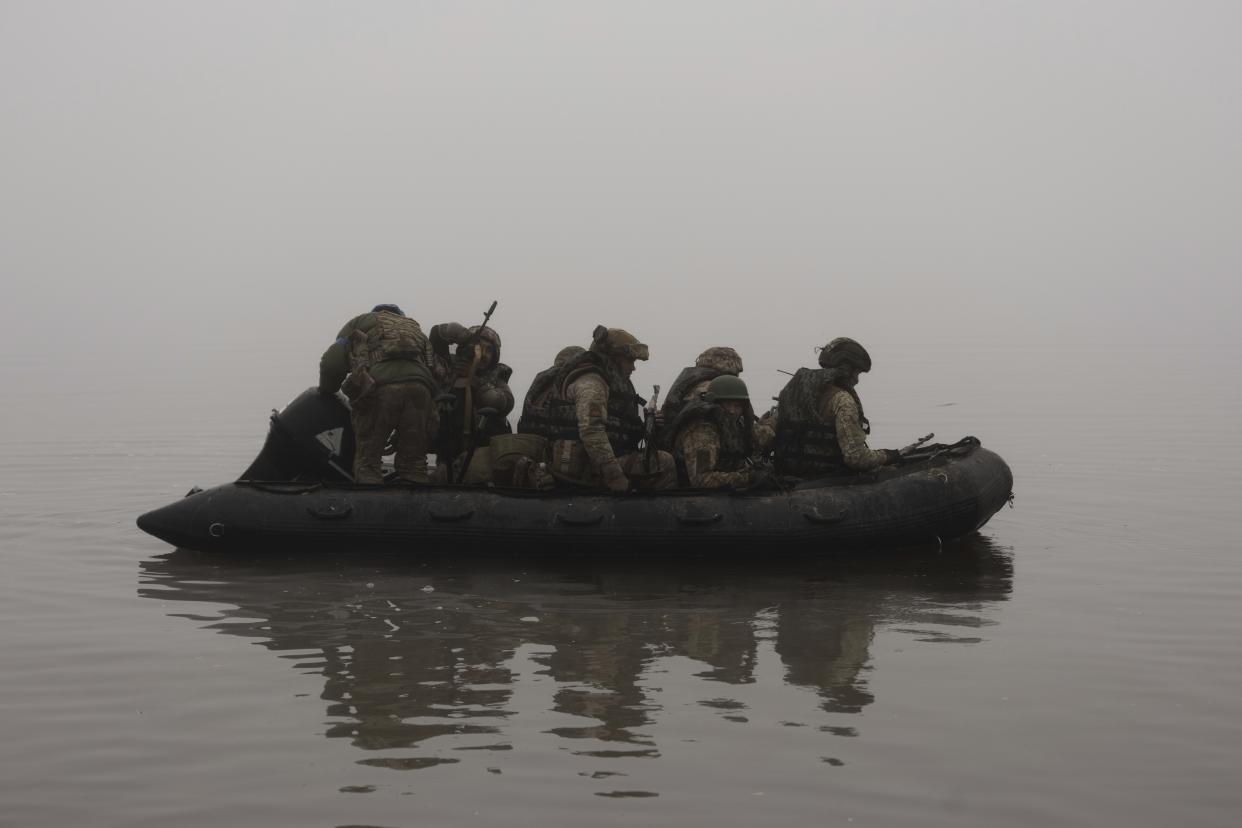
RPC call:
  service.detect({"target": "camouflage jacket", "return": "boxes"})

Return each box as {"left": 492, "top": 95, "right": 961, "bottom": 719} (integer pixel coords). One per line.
{"left": 773, "top": 367, "right": 886, "bottom": 475}
{"left": 669, "top": 400, "right": 754, "bottom": 489}
{"left": 821, "top": 389, "right": 888, "bottom": 472}
{"left": 534, "top": 352, "right": 645, "bottom": 484}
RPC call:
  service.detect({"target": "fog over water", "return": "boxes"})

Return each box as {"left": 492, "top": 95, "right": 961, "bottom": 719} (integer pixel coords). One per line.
{"left": 4, "top": 1, "right": 1241, "bottom": 381}
{"left": 2, "top": 3, "right": 1241, "bottom": 827}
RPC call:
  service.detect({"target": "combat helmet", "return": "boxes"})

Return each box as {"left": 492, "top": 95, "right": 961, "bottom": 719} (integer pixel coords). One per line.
{"left": 818, "top": 337, "right": 872, "bottom": 372}
{"left": 553, "top": 345, "right": 586, "bottom": 367}
{"left": 591, "top": 325, "right": 649, "bottom": 361}
{"left": 695, "top": 346, "right": 743, "bottom": 375}
{"left": 704, "top": 375, "right": 750, "bottom": 402}
{"left": 459, "top": 325, "right": 502, "bottom": 368}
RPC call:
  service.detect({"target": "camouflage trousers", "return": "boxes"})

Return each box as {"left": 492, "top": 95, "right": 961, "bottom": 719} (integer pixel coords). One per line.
{"left": 617, "top": 450, "right": 678, "bottom": 491}
{"left": 351, "top": 382, "right": 438, "bottom": 484}
{"left": 549, "top": 440, "right": 678, "bottom": 491}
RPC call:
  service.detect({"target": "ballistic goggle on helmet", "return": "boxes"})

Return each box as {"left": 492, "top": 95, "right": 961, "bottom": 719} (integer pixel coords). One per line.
{"left": 591, "top": 326, "right": 649, "bottom": 361}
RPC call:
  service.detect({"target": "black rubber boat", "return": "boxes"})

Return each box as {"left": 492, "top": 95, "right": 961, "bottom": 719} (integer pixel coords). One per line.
{"left": 137, "top": 389, "right": 1014, "bottom": 554}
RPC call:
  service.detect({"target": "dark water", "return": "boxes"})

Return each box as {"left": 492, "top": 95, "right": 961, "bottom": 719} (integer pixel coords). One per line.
{"left": 3, "top": 343, "right": 1240, "bottom": 827}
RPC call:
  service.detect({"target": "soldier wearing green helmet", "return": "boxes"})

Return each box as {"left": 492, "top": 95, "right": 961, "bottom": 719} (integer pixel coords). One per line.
{"left": 772, "top": 337, "right": 902, "bottom": 477}
{"left": 666, "top": 374, "right": 776, "bottom": 490}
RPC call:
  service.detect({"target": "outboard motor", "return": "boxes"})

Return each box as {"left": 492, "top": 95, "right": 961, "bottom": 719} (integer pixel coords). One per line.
{"left": 239, "top": 388, "right": 355, "bottom": 482}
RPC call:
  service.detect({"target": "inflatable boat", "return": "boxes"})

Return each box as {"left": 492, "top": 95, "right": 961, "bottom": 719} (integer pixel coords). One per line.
{"left": 136, "top": 389, "right": 1014, "bottom": 554}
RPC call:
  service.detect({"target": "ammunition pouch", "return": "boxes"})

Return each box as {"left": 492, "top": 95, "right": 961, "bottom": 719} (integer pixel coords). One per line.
{"left": 489, "top": 433, "right": 550, "bottom": 487}
{"left": 548, "top": 439, "right": 593, "bottom": 485}
{"left": 340, "top": 368, "right": 376, "bottom": 403}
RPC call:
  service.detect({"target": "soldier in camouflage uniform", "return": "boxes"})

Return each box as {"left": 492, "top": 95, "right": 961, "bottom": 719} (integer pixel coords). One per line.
{"left": 424, "top": 322, "right": 515, "bottom": 474}
{"left": 661, "top": 346, "right": 744, "bottom": 421}
{"left": 772, "top": 337, "right": 901, "bottom": 477}
{"left": 660, "top": 346, "right": 776, "bottom": 450}
{"left": 668, "top": 375, "right": 777, "bottom": 490}
{"left": 517, "top": 345, "right": 585, "bottom": 432}
{"left": 318, "top": 304, "right": 439, "bottom": 484}
{"left": 525, "top": 326, "right": 675, "bottom": 492}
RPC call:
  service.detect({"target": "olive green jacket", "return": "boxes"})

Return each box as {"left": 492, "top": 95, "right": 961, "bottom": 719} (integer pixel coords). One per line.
{"left": 318, "top": 312, "right": 436, "bottom": 395}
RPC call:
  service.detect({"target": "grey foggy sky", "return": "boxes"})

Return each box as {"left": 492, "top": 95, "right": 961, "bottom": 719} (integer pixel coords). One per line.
{"left": 2, "top": 0, "right": 1240, "bottom": 401}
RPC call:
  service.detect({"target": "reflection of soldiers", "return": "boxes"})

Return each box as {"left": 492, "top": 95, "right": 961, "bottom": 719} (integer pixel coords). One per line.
{"left": 138, "top": 538, "right": 1012, "bottom": 765}
{"left": 517, "top": 345, "right": 585, "bottom": 434}
{"left": 775, "top": 596, "right": 876, "bottom": 714}
{"left": 668, "top": 376, "right": 771, "bottom": 489}
{"left": 544, "top": 326, "right": 676, "bottom": 492}
{"left": 428, "top": 323, "right": 514, "bottom": 467}
{"left": 774, "top": 337, "right": 901, "bottom": 477}
{"left": 318, "top": 304, "right": 438, "bottom": 484}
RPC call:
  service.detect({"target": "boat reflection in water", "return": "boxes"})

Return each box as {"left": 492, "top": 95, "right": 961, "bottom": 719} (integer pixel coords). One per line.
{"left": 138, "top": 537, "right": 1012, "bottom": 779}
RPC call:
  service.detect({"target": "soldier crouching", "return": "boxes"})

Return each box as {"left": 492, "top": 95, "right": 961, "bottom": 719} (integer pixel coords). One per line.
{"left": 667, "top": 375, "right": 777, "bottom": 489}
{"left": 318, "top": 304, "right": 439, "bottom": 485}
{"left": 773, "top": 337, "right": 902, "bottom": 477}
{"left": 525, "top": 326, "right": 675, "bottom": 492}
{"left": 427, "top": 321, "right": 514, "bottom": 478}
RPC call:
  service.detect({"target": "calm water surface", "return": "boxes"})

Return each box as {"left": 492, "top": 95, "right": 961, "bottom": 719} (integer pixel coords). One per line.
{"left": 2, "top": 343, "right": 1239, "bottom": 827}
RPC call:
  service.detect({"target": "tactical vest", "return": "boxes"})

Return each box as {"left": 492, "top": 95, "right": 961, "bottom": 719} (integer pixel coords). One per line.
{"left": 773, "top": 367, "right": 861, "bottom": 476}
{"left": 350, "top": 312, "right": 430, "bottom": 372}
{"left": 669, "top": 400, "right": 754, "bottom": 474}
{"left": 518, "top": 352, "right": 645, "bottom": 454}
{"left": 660, "top": 365, "right": 727, "bottom": 424}
{"left": 516, "top": 365, "right": 560, "bottom": 434}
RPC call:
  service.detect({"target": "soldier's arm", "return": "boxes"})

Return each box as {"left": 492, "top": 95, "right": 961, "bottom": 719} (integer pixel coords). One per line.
{"left": 429, "top": 322, "right": 471, "bottom": 358}
{"left": 318, "top": 317, "right": 360, "bottom": 395}
{"left": 679, "top": 422, "right": 751, "bottom": 489}
{"left": 829, "top": 393, "right": 890, "bottom": 472}
{"left": 496, "top": 380, "right": 516, "bottom": 416}
{"left": 568, "top": 374, "right": 626, "bottom": 486}
{"left": 752, "top": 410, "right": 778, "bottom": 452}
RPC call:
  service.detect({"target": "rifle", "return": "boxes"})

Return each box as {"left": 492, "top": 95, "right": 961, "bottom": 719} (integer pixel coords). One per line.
{"left": 643, "top": 384, "right": 661, "bottom": 473}
{"left": 899, "top": 432, "right": 934, "bottom": 455}
{"left": 477, "top": 300, "right": 498, "bottom": 336}
{"left": 455, "top": 300, "right": 498, "bottom": 484}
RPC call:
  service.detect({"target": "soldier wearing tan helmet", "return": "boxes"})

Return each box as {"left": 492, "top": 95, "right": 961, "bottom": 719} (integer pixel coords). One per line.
{"left": 662, "top": 346, "right": 745, "bottom": 417}
{"left": 533, "top": 326, "right": 676, "bottom": 492}
{"left": 772, "top": 337, "right": 902, "bottom": 477}
{"left": 659, "top": 345, "right": 776, "bottom": 450}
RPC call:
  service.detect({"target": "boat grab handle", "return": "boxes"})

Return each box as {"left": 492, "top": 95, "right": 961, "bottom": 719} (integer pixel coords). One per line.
{"left": 555, "top": 512, "right": 604, "bottom": 527}
{"left": 803, "top": 508, "right": 848, "bottom": 525}
{"left": 676, "top": 512, "right": 722, "bottom": 526}
{"left": 308, "top": 502, "right": 354, "bottom": 520}
{"left": 429, "top": 508, "right": 475, "bottom": 522}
